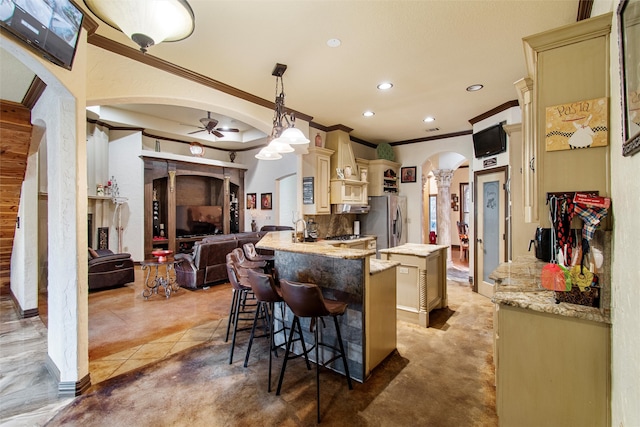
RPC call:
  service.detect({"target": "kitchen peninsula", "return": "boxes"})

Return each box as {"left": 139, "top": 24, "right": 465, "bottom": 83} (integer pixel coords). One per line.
{"left": 257, "top": 231, "right": 398, "bottom": 382}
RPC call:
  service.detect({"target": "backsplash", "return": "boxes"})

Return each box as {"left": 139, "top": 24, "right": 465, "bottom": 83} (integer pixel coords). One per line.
{"left": 305, "top": 214, "right": 357, "bottom": 238}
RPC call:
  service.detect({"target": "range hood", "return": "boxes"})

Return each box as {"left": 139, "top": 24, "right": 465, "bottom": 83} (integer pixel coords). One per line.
{"left": 332, "top": 203, "right": 370, "bottom": 214}
{"left": 326, "top": 128, "right": 369, "bottom": 211}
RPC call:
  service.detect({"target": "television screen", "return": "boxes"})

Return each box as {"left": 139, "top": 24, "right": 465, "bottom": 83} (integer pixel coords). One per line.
{"left": 0, "top": 0, "right": 84, "bottom": 70}
{"left": 175, "top": 205, "right": 223, "bottom": 237}
{"left": 472, "top": 123, "right": 507, "bottom": 158}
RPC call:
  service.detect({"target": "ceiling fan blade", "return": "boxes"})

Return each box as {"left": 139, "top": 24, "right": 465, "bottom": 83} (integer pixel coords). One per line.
{"left": 188, "top": 129, "right": 205, "bottom": 134}
{"left": 216, "top": 127, "right": 240, "bottom": 133}
{"left": 213, "top": 130, "right": 225, "bottom": 138}
{"left": 200, "top": 117, "right": 219, "bottom": 127}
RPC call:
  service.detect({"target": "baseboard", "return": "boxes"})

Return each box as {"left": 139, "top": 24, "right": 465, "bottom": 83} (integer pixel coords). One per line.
{"left": 46, "top": 355, "right": 92, "bottom": 397}
{"left": 9, "top": 288, "right": 39, "bottom": 318}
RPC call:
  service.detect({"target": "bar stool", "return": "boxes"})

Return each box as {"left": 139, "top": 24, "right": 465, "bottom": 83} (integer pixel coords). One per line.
{"left": 225, "top": 255, "right": 262, "bottom": 365}
{"left": 243, "top": 242, "right": 275, "bottom": 263}
{"left": 224, "top": 250, "right": 263, "bottom": 343}
{"left": 276, "top": 279, "right": 353, "bottom": 423}
{"left": 243, "top": 269, "right": 285, "bottom": 392}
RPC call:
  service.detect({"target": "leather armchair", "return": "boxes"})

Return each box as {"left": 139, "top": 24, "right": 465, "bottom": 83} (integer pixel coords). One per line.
{"left": 88, "top": 249, "right": 135, "bottom": 291}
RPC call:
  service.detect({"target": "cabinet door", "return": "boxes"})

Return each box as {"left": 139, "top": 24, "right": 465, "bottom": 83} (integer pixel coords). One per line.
{"left": 317, "top": 154, "right": 331, "bottom": 213}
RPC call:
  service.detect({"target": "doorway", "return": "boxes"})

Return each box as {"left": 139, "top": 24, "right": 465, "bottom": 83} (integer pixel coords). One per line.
{"left": 474, "top": 166, "right": 508, "bottom": 298}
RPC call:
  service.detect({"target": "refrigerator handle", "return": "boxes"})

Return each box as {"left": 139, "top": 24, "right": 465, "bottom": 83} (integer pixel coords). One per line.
{"left": 396, "top": 205, "right": 403, "bottom": 241}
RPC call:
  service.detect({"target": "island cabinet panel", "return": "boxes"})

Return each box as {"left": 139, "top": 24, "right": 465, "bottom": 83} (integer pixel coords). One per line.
{"left": 495, "top": 305, "right": 610, "bottom": 427}
{"left": 380, "top": 244, "right": 448, "bottom": 328}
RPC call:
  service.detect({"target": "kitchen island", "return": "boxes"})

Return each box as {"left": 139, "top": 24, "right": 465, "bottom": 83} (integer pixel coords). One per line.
{"left": 379, "top": 243, "right": 448, "bottom": 328}
{"left": 490, "top": 256, "right": 611, "bottom": 427}
{"left": 257, "top": 231, "right": 398, "bottom": 382}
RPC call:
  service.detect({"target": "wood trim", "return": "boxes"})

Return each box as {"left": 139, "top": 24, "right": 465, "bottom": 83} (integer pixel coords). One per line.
{"left": 468, "top": 100, "right": 519, "bottom": 125}
{"left": 577, "top": 0, "right": 594, "bottom": 21}
{"left": 9, "top": 289, "right": 38, "bottom": 318}
{"left": 86, "top": 34, "right": 314, "bottom": 123}
{"left": 390, "top": 130, "right": 473, "bottom": 146}
{"left": 22, "top": 76, "right": 47, "bottom": 110}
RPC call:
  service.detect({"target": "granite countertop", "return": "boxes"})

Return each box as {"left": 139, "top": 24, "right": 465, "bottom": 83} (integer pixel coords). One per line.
{"left": 491, "top": 256, "right": 610, "bottom": 324}
{"left": 257, "top": 231, "right": 376, "bottom": 259}
{"left": 379, "top": 243, "right": 448, "bottom": 257}
{"left": 370, "top": 258, "right": 400, "bottom": 275}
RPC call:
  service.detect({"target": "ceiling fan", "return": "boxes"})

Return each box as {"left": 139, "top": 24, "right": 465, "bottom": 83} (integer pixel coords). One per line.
{"left": 184, "top": 111, "right": 240, "bottom": 138}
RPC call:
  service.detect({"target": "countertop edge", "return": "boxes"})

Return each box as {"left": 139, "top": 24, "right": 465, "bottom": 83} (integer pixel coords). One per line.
{"left": 370, "top": 259, "right": 400, "bottom": 275}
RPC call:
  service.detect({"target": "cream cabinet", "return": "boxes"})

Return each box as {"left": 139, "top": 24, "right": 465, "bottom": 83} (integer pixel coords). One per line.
{"left": 303, "top": 146, "right": 334, "bottom": 215}
{"left": 330, "top": 179, "right": 368, "bottom": 204}
{"left": 368, "top": 159, "right": 401, "bottom": 196}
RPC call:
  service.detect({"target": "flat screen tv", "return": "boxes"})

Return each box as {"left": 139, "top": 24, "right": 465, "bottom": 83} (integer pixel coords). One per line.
{"left": 0, "top": 0, "right": 84, "bottom": 70}
{"left": 175, "top": 205, "right": 223, "bottom": 237}
{"left": 472, "top": 123, "right": 507, "bottom": 158}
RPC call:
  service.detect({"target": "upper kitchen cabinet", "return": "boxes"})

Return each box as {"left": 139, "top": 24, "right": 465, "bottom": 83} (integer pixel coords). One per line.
{"left": 368, "top": 159, "right": 401, "bottom": 196}
{"left": 302, "top": 146, "right": 334, "bottom": 215}
{"left": 520, "top": 13, "right": 612, "bottom": 227}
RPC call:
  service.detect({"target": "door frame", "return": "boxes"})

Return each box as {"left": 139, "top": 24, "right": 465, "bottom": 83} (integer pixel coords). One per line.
{"left": 473, "top": 166, "right": 509, "bottom": 293}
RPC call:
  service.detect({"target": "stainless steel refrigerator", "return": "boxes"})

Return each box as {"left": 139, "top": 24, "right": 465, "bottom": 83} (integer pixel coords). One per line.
{"left": 360, "top": 195, "right": 407, "bottom": 256}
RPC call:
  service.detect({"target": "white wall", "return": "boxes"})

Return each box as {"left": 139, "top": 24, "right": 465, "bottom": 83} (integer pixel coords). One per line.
{"left": 607, "top": 1, "right": 640, "bottom": 424}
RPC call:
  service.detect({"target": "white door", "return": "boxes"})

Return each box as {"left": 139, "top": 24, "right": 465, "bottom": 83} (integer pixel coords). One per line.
{"left": 475, "top": 168, "right": 507, "bottom": 298}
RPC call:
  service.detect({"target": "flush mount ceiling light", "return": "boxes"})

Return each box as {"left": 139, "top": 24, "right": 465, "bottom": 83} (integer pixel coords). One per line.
{"left": 326, "top": 38, "right": 341, "bottom": 48}
{"left": 255, "top": 63, "right": 310, "bottom": 160}
{"left": 84, "top": 0, "right": 195, "bottom": 53}
{"left": 363, "top": 111, "right": 375, "bottom": 117}
{"left": 423, "top": 116, "right": 435, "bottom": 122}
{"left": 377, "top": 82, "right": 393, "bottom": 90}
{"left": 466, "top": 84, "right": 484, "bottom": 92}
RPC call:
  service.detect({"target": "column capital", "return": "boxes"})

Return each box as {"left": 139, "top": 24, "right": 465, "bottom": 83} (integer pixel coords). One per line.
{"left": 432, "top": 169, "right": 454, "bottom": 187}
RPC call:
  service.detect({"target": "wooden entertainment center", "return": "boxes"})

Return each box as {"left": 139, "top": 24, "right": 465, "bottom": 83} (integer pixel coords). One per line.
{"left": 143, "top": 156, "right": 246, "bottom": 258}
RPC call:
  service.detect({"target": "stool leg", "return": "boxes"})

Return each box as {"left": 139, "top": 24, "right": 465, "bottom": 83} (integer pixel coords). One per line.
{"left": 229, "top": 289, "right": 245, "bottom": 364}
{"left": 243, "top": 301, "right": 263, "bottom": 368}
{"left": 315, "top": 317, "right": 321, "bottom": 423}
{"left": 276, "top": 315, "right": 298, "bottom": 396}
{"left": 295, "top": 317, "right": 311, "bottom": 370}
{"left": 267, "top": 302, "right": 275, "bottom": 392}
{"left": 333, "top": 315, "right": 353, "bottom": 390}
{"left": 225, "top": 288, "right": 238, "bottom": 342}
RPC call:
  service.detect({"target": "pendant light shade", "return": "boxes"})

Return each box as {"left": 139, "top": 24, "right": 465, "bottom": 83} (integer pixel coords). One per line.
{"left": 84, "top": 0, "right": 195, "bottom": 52}
{"left": 255, "top": 146, "right": 283, "bottom": 160}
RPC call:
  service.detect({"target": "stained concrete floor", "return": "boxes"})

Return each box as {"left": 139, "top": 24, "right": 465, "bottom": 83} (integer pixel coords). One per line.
{"left": 3, "top": 254, "right": 497, "bottom": 426}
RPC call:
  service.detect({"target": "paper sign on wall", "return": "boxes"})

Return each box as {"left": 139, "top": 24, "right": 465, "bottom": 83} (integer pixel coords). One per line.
{"left": 544, "top": 97, "right": 608, "bottom": 151}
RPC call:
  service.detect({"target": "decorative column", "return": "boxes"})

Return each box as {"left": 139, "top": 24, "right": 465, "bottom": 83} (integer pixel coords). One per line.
{"left": 433, "top": 169, "right": 454, "bottom": 263}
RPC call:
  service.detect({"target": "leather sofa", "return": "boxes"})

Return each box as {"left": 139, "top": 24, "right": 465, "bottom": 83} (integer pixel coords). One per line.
{"left": 175, "top": 232, "right": 273, "bottom": 290}
{"left": 88, "top": 249, "right": 135, "bottom": 291}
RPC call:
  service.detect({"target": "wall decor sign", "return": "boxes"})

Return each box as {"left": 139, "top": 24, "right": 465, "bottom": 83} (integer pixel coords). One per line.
{"left": 544, "top": 97, "right": 609, "bottom": 151}
{"left": 618, "top": 0, "right": 640, "bottom": 156}
{"left": 303, "top": 177, "right": 314, "bottom": 204}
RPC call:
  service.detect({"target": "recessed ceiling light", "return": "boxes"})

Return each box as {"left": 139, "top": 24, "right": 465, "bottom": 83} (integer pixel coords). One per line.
{"left": 327, "top": 38, "right": 341, "bottom": 48}
{"left": 363, "top": 111, "right": 375, "bottom": 117}
{"left": 377, "top": 82, "right": 393, "bottom": 90}
{"left": 466, "top": 84, "right": 484, "bottom": 92}
{"left": 423, "top": 116, "right": 435, "bottom": 122}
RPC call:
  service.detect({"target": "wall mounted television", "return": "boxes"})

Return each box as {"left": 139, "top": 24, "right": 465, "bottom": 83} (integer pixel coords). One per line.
{"left": 0, "top": 0, "right": 84, "bottom": 70}
{"left": 175, "top": 205, "right": 223, "bottom": 237}
{"left": 472, "top": 123, "right": 507, "bottom": 158}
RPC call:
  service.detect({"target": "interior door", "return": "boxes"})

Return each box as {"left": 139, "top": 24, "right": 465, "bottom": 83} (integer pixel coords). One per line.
{"left": 475, "top": 167, "right": 507, "bottom": 298}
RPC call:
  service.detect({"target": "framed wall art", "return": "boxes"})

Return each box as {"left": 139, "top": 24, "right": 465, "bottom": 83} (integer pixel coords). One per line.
{"left": 401, "top": 166, "right": 417, "bottom": 183}
{"left": 544, "top": 97, "right": 609, "bottom": 151}
{"left": 261, "top": 193, "right": 272, "bottom": 210}
{"left": 618, "top": 0, "right": 640, "bottom": 156}
{"left": 246, "top": 193, "right": 257, "bottom": 209}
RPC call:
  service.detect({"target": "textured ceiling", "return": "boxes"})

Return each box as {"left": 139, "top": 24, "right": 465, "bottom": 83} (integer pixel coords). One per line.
{"left": 1, "top": 1, "right": 581, "bottom": 150}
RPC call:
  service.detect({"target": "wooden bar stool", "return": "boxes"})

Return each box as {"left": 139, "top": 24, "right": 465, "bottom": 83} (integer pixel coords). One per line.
{"left": 276, "top": 279, "right": 353, "bottom": 423}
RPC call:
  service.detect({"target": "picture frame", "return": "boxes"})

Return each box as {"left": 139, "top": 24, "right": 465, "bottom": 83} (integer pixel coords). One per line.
{"left": 401, "top": 166, "right": 417, "bottom": 183}
{"left": 260, "top": 193, "right": 272, "bottom": 210}
{"left": 618, "top": 0, "right": 640, "bottom": 156}
{"left": 246, "top": 193, "right": 257, "bottom": 210}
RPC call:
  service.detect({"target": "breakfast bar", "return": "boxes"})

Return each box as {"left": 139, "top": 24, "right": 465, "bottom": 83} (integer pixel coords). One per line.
{"left": 257, "top": 231, "right": 398, "bottom": 382}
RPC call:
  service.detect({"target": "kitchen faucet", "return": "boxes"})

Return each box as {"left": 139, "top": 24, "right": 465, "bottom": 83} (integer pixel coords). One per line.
{"left": 294, "top": 218, "right": 307, "bottom": 242}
